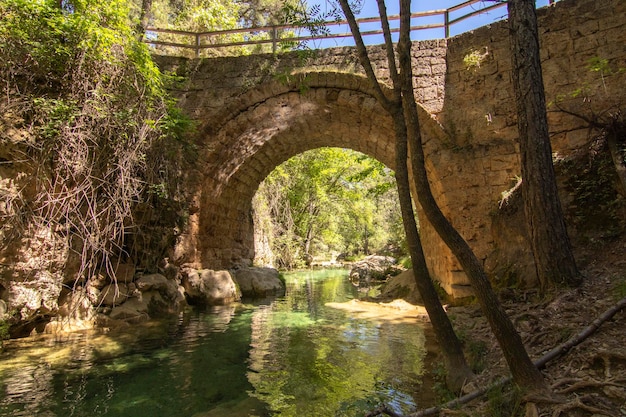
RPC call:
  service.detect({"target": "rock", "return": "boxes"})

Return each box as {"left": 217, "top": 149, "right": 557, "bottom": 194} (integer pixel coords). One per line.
{"left": 378, "top": 269, "right": 424, "bottom": 305}
{"left": 182, "top": 269, "right": 241, "bottom": 305}
{"left": 45, "top": 287, "right": 96, "bottom": 334}
{"left": 45, "top": 287, "right": 95, "bottom": 333}
{"left": 450, "top": 284, "right": 474, "bottom": 299}
{"left": 88, "top": 271, "right": 110, "bottom": 290}
{"left": 98, "top": 283, "right": 133, "bottom": 307}
{"left": 7, "top": 270, "right": 63, "bottom": 319}
{"left": 109, "top": 298, "right": 150, "bottom": 322}
{"left": 232, "top": 267, "right": 285, "bottom": 298}
{"left": 110, "top": 262, "right": 136, "bottom": 284}
{"left": 349, "top": 255, "right": 400, "bottom": 287}
{"left": 57, "top": 287, "right": 95, "bottom": 322}
{"left": 135, "top": 273, "right": 180, "bottom": 301}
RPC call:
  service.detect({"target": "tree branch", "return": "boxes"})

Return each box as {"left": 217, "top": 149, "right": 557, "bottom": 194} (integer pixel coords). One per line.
{"left": 336, "top": 0, "right": 393, "bottom": 111}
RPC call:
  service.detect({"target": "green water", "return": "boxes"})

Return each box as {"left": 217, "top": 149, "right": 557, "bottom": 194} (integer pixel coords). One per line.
{"left": 0, "top": 269, "right": 429, "bottom": 417}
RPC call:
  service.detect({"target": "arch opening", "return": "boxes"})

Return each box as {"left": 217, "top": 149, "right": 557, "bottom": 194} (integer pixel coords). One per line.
{"left": 252, "top": 147, "right": 403, "bottom": 270}
{"left": 194, "top": 85, "right": 399, "bottom": 269}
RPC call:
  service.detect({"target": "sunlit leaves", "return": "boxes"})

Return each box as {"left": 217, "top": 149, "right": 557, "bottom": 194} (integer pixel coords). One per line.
{"left": 0, "top": 0, "right": 189, "bottom": 278}
{"left": 254, "top": 147, "right": 402, "bottom": 267}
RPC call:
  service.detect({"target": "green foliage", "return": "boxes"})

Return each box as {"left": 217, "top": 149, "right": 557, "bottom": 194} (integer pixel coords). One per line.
{"left": 588, "top": 56, "right": 611, "bottom": 74}
{"left": 0, "top": 320, "right": 9, "bottom": 342}
{"left": 614, "top": 276, "right": 626, "bottom": 300}
{"left": 398, "top": 256, "right": 412, "bottom": 269}
{"left": 253, "top": 147, "right": 404, "bottom": 268}
{"left": 431, "top": 362, "right": 456, "bottom": 403}
{"left": 466, "top": 339, "right": 488, "bottom": 373}
{"left": 143, "top": 0, "right": 310, "bottom": 56}
{"left": 0, "top": 0, "right": 190, "bottom": 279}
{"left": 486, "top": 384, "right": 524, "bottom": 417}
{"left": 463, "top": 48, "right": 488, "bottom": 71}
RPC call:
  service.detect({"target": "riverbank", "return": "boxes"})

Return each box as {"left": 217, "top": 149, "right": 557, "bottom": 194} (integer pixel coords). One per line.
{"left": 385, "top": 234, "right": 626, "bottom": 416}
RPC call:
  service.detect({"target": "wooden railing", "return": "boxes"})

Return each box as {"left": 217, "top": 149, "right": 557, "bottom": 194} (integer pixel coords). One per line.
{"left": 143, "top": 0, "right": 553, "bottom": 57}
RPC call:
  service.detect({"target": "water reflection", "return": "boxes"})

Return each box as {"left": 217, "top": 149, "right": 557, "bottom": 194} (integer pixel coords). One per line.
{"left": 0, "top": 269, "right": 428, "bottom": 416}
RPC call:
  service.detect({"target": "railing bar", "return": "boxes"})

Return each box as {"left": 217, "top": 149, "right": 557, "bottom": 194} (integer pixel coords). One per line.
{"left": 149, "top": 10, "right": 448, "bottom": 39}
{"left": 448, "top": 2, "right": 508, "bottom": 26}
{"left": 189, "top": 23, "right": 448, "bottom": 51}
{"left": 145, "top": 27, "right": 196, "bottom": 36}
{"left": 448, "top": 0, "right": 491, "bottom": 13}
{"left": 145, "top": 40, "right": 198, "bottom": 49}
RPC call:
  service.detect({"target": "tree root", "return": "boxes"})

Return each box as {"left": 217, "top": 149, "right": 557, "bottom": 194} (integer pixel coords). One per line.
{"left": 366, "top": 296, "right": 626, "bottom": 417}
{"left": 552, "top": 377, "right": 626, "bottom": 394}
{"left": 551, "top": 394, "right": 614, "bottom": 417}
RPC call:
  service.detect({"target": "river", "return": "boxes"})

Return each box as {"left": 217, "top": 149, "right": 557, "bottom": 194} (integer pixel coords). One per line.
{"left": 0, "top": 269, "right": 433, "bottom": 417}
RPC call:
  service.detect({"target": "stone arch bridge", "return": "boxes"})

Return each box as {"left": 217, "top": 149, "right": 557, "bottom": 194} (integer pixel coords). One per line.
{"left": 155, "top": 0, "right": 625, "bottom": 297}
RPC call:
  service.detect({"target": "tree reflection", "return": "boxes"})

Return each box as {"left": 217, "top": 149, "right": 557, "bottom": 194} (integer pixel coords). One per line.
{"left": 247, "top": 270, "right": 426, "bottom": 416}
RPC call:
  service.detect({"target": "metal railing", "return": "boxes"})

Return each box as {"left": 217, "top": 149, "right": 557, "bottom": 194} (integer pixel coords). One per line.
{"left": 143, "top": 0, "right": 553, "bottom": 57}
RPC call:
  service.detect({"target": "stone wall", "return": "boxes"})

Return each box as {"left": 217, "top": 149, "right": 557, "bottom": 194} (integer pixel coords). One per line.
{"left": 430, "top": 0, "right": 626, "bottom": 291}
{"left": 156, "top": 0, "right": 626, "bottom": 296}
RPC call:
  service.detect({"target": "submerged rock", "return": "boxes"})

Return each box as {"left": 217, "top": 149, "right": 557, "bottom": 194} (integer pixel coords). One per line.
{"left": 231, "top": 267, "right": 285, "bottom": 298}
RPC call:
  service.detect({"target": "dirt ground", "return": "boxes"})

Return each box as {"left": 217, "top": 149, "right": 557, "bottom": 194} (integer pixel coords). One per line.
{"left": 428, "top": 236, "right": 626, "bottom": 417}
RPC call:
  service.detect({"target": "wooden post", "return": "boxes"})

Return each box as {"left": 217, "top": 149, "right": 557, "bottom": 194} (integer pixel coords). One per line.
{"left": 272, "top": 26, "right": 278, "bottom": 54}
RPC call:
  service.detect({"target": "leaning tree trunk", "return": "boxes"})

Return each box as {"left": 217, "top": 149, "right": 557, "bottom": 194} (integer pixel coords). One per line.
{"left": 336, "top": 0, "right": 474, "bottom": 393}
{"left": 508, "top": 0, "right": 580, "bottom": 290}
{"left": 397, "top": 0, "right": 547, "bottom": 393}
{"left": 391, "top": 106, "right": 474, "bottom": 392}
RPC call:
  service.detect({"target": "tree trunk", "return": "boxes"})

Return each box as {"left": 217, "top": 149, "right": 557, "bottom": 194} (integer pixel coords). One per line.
{"left": 391, "top": 107, "right": 474, "bottom": 392}
{"left": 138, "top": 0, "right": 153, "bottom": 35}
{"left": 397, "top": 0, "right": 547, "bottom": 393}
{"left": 507, "top": 0, "right": 580, "bottom": 290}
{"left": 336, "top": 0, "right": 474, "bottom": 393}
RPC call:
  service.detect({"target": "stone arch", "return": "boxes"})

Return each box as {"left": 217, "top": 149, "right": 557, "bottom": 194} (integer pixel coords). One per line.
{"left": 177, "top": 72, "right": 453, "bottom": 282}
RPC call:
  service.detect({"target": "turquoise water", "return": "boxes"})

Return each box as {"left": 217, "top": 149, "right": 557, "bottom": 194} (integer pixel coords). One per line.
{"left": 0, "top": 269, "right": 429, "bottom": 417}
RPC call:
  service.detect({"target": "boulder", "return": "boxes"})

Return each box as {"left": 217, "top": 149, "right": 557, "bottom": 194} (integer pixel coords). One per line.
{"left": 108, "top": 298, "right": 149, "bottom": 323}
{"left": 232, "top": 267, "right": 285, "bottom": 298}
{"left": 110, "top": 262, "right": 136, "bottom": 284}
{"left": 182, "top": 269, "right": 241, "bottom": 305}
{"left": 57, "top": 287, "right": 96, "bottom": 322}
{"left": 98, "top": 283, "right": 133, "bottom": 307}
{"left": 378, "top": 269, "right": 424, "bottom": 305}
{"left": 104, "top": 290, "right": 173, "bottom": 323}
{"left": 135, "top": 273, "right": 180, "bottom": 301}
{"left": 7, "top": 270, "right": 63, "bottom": 319}
{"left": 45, "top": 287, "right": 96, "bottom": 333}
{"left": 349, "top": 255, "right": 401, "bottom": 287}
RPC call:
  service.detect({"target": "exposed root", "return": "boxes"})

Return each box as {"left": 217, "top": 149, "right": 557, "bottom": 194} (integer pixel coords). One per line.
{"left": 367, "top": 296, "right": 626, "bottom": 417}
{"left": 551, "top": 395, "right": 614, "bottom": 417}
{"left": 552, "top": 377, "right": 626, "bottom": 394}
